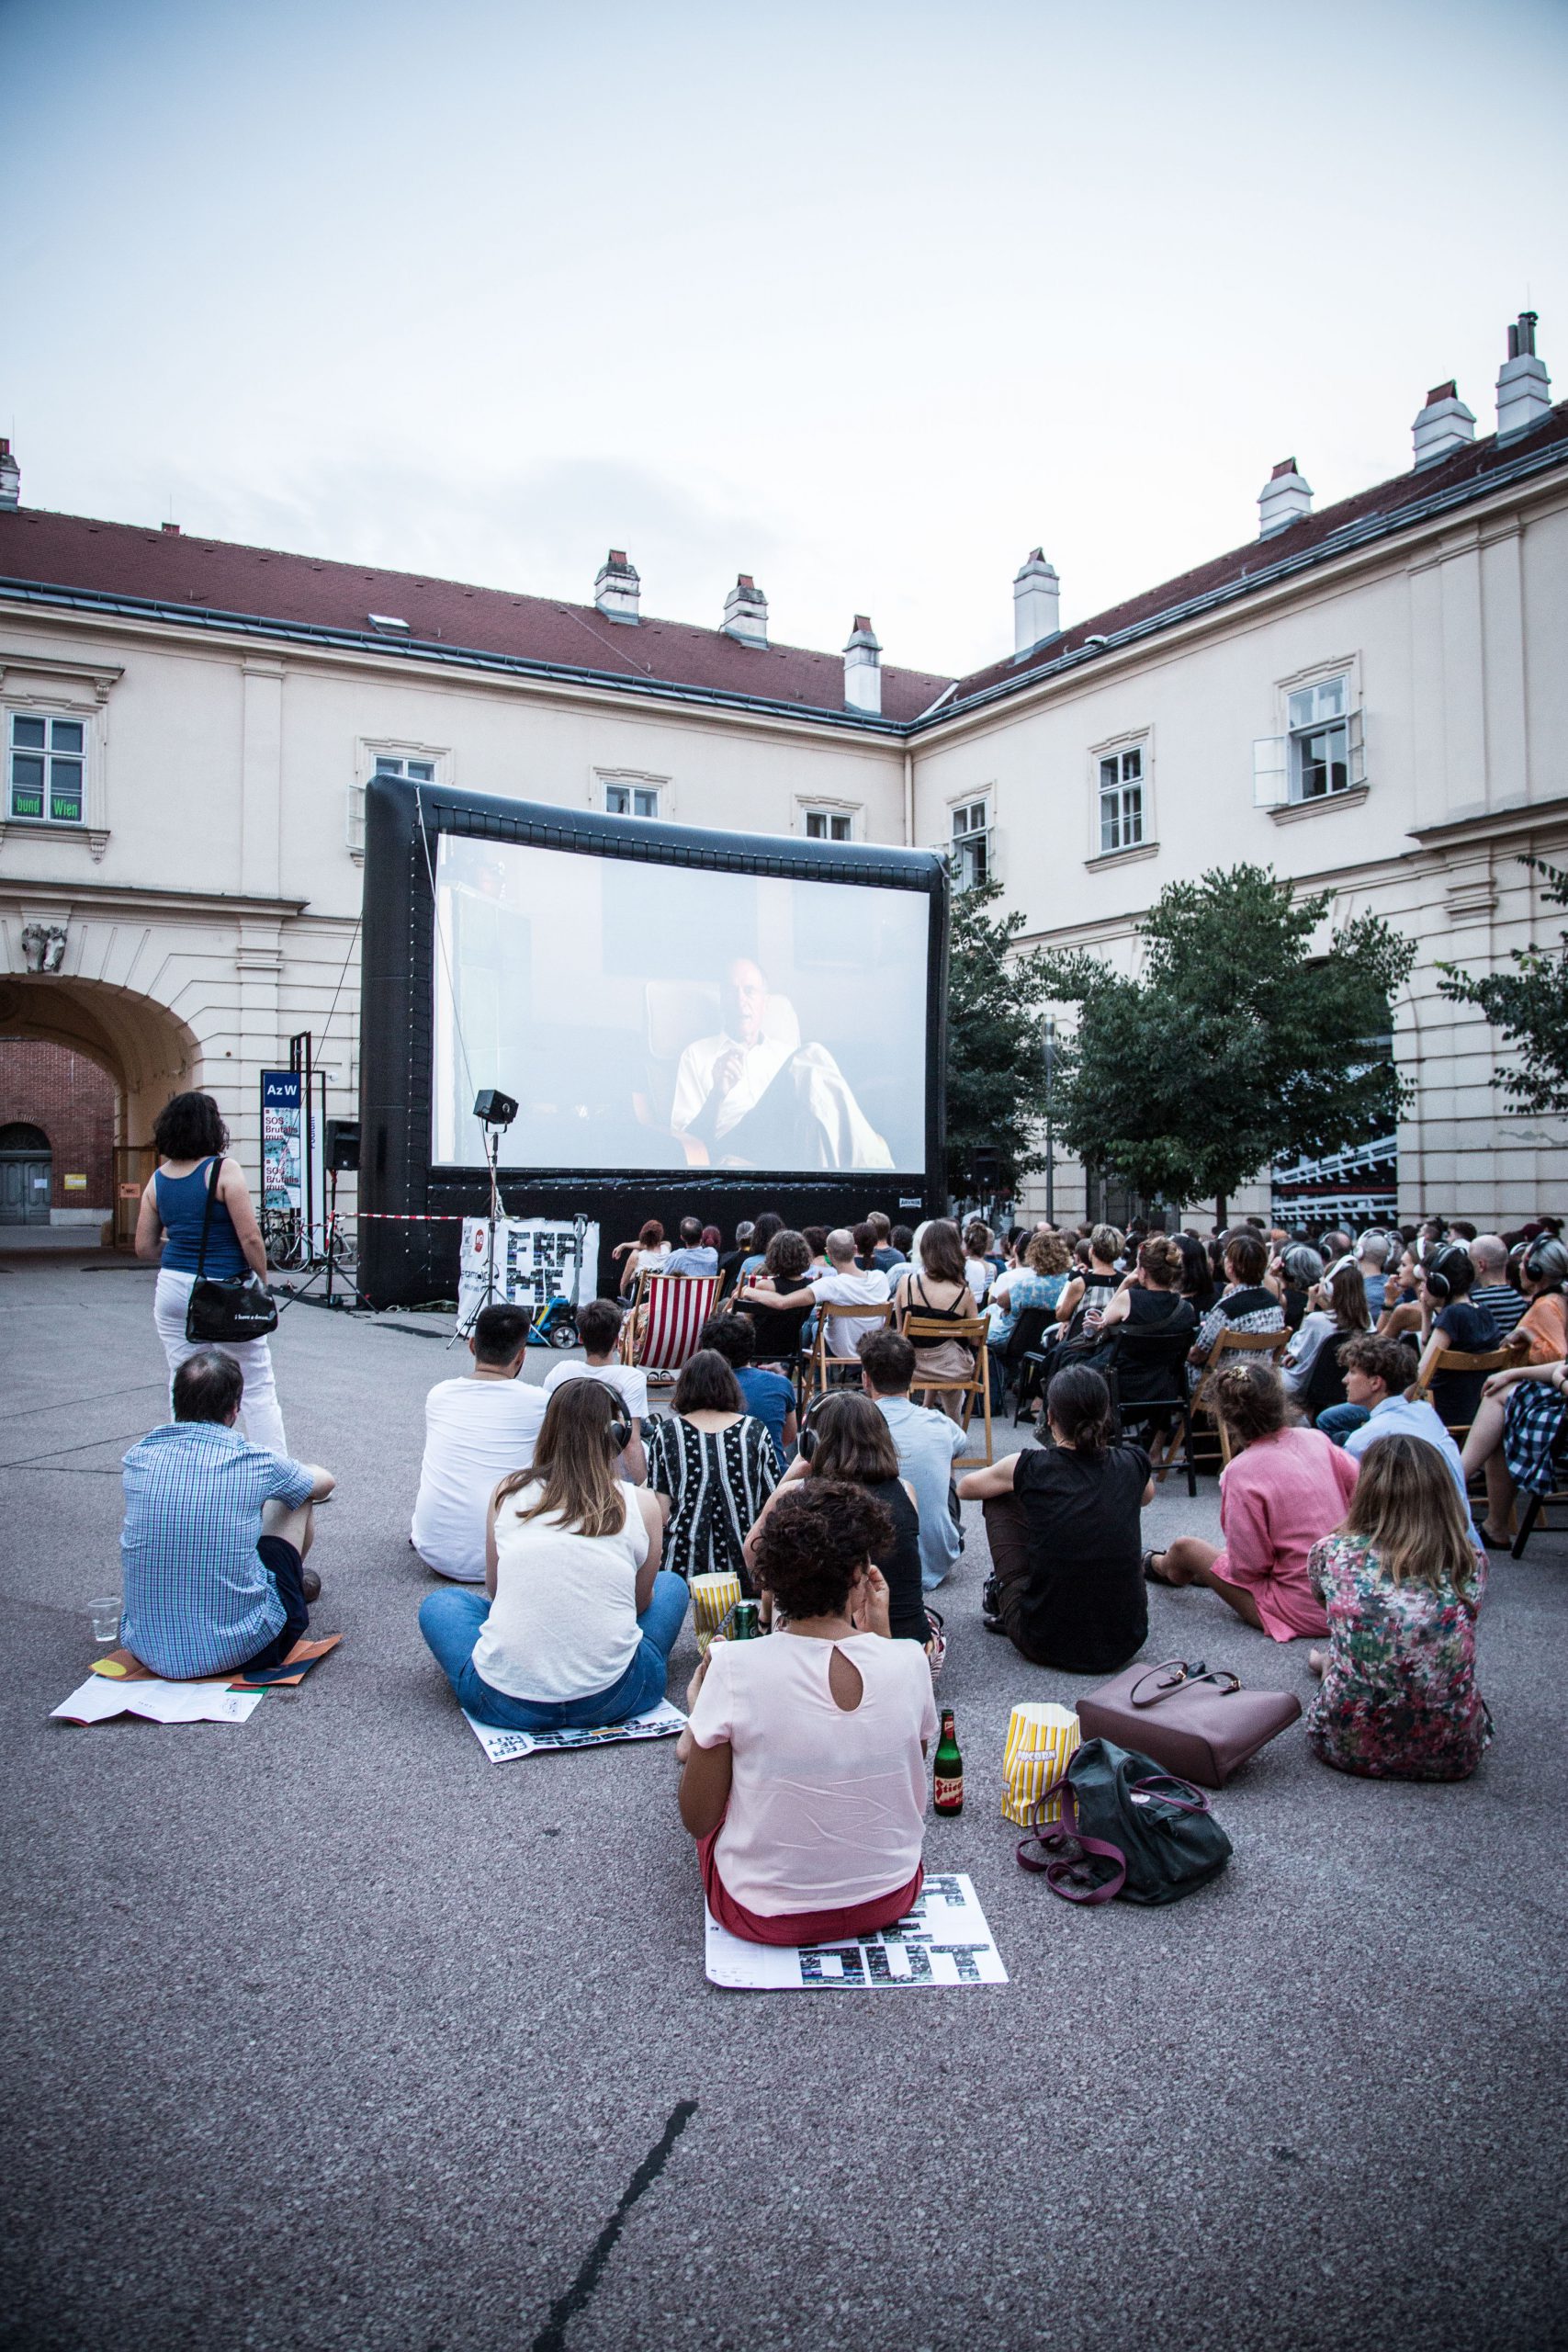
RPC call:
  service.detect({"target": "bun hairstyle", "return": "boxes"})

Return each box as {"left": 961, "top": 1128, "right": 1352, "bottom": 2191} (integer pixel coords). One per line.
{"left": 1210, "top": 1358, "right": 1288, "bottom": 1445}
{"left": 1044, "top": 1364, "right": 1118, "bottom": 1462}
{"left": 1137, "top": 1235, "right": 1183, "bottom": 1289}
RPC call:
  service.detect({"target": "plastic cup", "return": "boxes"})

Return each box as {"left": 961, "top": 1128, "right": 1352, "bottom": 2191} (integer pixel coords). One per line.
{"left": 89, "top": 1598, "right": 121, "bottom": 1646}
{"left": 1001, "top": 1701, "right": 1081, "bottom": 1826}
{"left": 691, "top": 1571, "right": 743, "bottom": 1655}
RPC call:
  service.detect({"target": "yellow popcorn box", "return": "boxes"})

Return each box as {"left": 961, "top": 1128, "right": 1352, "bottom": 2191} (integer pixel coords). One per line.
{"left": 691, "top": 1571, "right": 743, "bottom": 1655}
{"left": 1001, "top": 1702, "right": 1081, "bottom": 1826}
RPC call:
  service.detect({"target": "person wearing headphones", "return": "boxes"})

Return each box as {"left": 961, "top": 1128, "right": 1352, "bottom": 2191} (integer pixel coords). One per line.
{"left": 1416, "top": 1245, "right": 1501, "bottom": 1430}
{"left": 1460, "top": 1238, "right": 1568, "bottom": 1545}
{"left": 416, "top": 1378, "right": 685, "bottom": 1733}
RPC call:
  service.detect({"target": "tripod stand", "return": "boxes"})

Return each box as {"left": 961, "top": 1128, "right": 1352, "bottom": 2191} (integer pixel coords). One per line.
{"left": 273, "top": 1166, "right": 374, "bottom": 1316}
{"left": 451, "top": 1122, "right": 507, "bottom": 1347}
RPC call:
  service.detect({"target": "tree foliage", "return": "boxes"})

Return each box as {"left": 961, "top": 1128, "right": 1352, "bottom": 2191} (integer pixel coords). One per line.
{"left": 1437, "top": 856, "right": 1568, "bottom": 1118}
{"left": 943, "top": 871, "right": 1054, "bottom": 1196}
{"left": 1036, "top": 864, "right": 1416, "bottom": 1223}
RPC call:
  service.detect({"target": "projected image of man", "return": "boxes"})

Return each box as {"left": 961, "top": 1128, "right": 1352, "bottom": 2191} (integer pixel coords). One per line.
{"left": 670, "top": 957, "right": 893, "bottom": 1170}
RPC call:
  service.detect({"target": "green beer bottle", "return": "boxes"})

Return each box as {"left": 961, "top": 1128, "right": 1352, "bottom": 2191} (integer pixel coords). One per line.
{"left": 933, "top": 1708, "right": 963, "bottom": 1815}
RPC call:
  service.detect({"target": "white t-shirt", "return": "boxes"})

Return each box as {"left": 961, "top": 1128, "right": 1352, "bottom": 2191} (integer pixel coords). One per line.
{"left": 689, "top": 1632, "right": 937, "bottom": 1917}
{"left": 471, "top": 1478, "right": 650, "bottom": 1702}
{"left": 810, "top": 1267, "right": 891, "bottom": 1358}
{"left": 541, "top": 1357, "right": 649, "bottom": 1419}
{"left": 964, "top": 1255, "right": 991, "bottom": 1306}
{"left": 411, "top": 1375, "right": 549, "bottom": 1584}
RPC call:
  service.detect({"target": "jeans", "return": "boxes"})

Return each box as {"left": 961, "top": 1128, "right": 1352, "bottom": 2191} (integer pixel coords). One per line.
{"left": 154, "top": 1267, "right": 288, "bottom": 1453}
{"left": 418, "top": 1571, "right": 690, "bottom": 1731}
{"left": 1317, "top": 1402, "right": 1371, "bottom": 1447}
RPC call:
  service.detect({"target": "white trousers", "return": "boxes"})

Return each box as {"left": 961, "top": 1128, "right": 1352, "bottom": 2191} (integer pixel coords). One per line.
{"left": 153, "top": 1268, "right": 288, "bottom": 1455}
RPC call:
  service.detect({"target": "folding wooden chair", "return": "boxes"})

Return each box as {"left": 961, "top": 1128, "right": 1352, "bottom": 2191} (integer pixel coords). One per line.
{"left": 902, "top": 1312, "right": 993, "bottom": 1467}
{"left": 1188, "top": 1326, "right": 1292, "bottom": 1466}
{"left": 1408, "top": 1336, "right": 1517, "bottom": 1448}
{"left": 1510, "top": 1409, "right": 1568, "bottom": 1559}
{"left": 801, "top": 1302, "right": 897, "bottom": 1408}
{"left": 1102, "top": 1324, "right": 1200, "bottom": 1498}
{"left": 619, "top": 1272, "right": 720, "bottom": 1381}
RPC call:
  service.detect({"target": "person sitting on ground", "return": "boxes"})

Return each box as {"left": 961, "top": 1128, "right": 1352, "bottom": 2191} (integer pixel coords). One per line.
{"left": 1282, "top": 1263, "right": 1371, "bottom": 1399}
{"left": 731, "top": 1227, "right": 817, "bottom": 1361}
{"left": 1188, "top": 1230, "right": 1286, "bottom": 1389}
{"left": 700, "top": 1312, "right": 798, "bottom": 1463}
{"left": 646, "top": 1348, "right": 781, "bottom": 1580}
{"left": 417, "top": 1379, "right": 683, "bottom": 1734}
{"left": 616, "top": 1218, "right": 670, "bottom": 1297}
{"left": 1272, "top": 1243, "right": 1325, "bottom": 1335}
{"left": 1460, "top": 1238, "right": 1568, "bottom": 1545}
{"left": 1055, "top": 1224, "right": 1124, "bottom": 1342}
{"left": 742, "top": 1227, "right": 890, "bottom": 1369}
{"left": 802, "top": 1224, "right": 831, "bottom": 1274}
{"left": 959, "top": 1364, "right": 1153, "bottom": 1676}
{"left": 119, "top": 1349, "right": 334, "bottom": 1679}
{"left": 677, "top": 1481, "right": 936, "bottom": 1948}
{"left": 662, "top": 1216, "right": 720, "bottom": 1279}
{"left": 745, "top": 1389, "right": 931, "bottom": 1645}
{"left": 1145, "top": 1360, "right": 1359, "bottom": 1639}
{"left": 412, "top": 1303, "right": 552, "bottom": 1583}
{"left": 1305, "top": 1432, "right": 1490, "bottom": 1782}
{"left": 1353, "top": 1230, "right": 1392, "bottom": 1318}
{"left": 894, "top": 1219, "right": 977, "bottom": 1420}
{"left": 1416, "top": 1246, "right": 1502, "bottom": 1430}
{"left": 987, "top": 1228, "right": 1075, "bottom": 1353}
{"left": 963, "top": 1223, "right": 994, "bottom": 1306}
{"left": 540, "top": 1298, "right": 650, "bottom": 1468}
{"left": 857, "top": 1329, "right": 967, "bottom": 1594}
{"left": 1314, "top": 1333, "right": 1475, "bottom": 1527}
{"left": 1469, "top": 1233, "right": 1525, "bottom": 1337}
{"left": 864, "top": 1210, "right": 906, "bottom": 1277}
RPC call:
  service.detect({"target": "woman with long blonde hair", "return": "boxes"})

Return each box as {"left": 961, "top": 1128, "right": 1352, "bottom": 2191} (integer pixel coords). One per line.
{"left": 418, "top": 1378, "right": 685, "bottom": 1732}
{"left": 1305, "top": 1431, "right": 1490, "bottom": 1781}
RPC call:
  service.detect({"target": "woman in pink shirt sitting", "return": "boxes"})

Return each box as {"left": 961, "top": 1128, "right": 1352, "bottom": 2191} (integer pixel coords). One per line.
{"left": 677, "top": 1481, "right": 938, "bottom": 1946}
{"left": 1144, "top": 1360, "right": 1359, "bottom": 1639}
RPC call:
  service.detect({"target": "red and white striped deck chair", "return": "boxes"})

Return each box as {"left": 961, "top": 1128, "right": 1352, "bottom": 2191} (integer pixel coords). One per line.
{"left": 620, "top": 1272, "right": 720, "bottom": 1379}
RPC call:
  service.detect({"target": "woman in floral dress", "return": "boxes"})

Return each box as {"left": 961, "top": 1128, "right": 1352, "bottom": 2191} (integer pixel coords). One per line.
{"left": 1306, "top": 1431, "right": 1490, "bottom": 1781}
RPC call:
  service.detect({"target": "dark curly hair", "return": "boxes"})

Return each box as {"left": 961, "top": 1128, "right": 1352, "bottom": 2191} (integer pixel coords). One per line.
{"left": 765, "top": 1228, "right": 812, "bottom": 1285}
{"left": 699, "top": 1312, "right": 755, "bottom": 1367}
{"left": 751, "top": 1480, "right": 894, "bottom": 1621}
{"left": 152, "top": 1091, "right": 228, "bottom": 1161}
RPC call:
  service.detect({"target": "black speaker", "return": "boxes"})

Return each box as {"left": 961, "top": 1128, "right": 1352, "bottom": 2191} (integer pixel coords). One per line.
{"left": 325, "top": 1119, "right": 360, "bottom": 1173}
{"left": 472, "top": 1088, "right": 519, "bottom": 1127}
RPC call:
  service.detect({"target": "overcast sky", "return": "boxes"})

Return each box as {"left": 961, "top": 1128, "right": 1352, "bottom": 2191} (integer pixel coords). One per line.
{"left": 6, "top": 0, "right": 1566, "bottom": 677}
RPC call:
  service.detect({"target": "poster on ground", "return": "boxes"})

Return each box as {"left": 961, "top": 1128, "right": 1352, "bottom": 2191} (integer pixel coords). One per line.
{"left": 704, "top": 1871, "right": 1009, "bottom": 1990}
{"left": 456, "top": 1217, "right": 599, "bottom": 1329}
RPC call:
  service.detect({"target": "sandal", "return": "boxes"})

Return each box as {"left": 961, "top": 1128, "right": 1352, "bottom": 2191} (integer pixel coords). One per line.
{"left": 1143, "top": 1547, "right": 1172, "bottom": 1586}
{"left": 924, "top": 1610, "right": 947, "bottom": 1677}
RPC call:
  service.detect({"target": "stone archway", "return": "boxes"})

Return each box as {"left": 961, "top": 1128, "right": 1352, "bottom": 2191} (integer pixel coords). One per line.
{"left": 0, "top": 974, "right": 203, "bottom": 1148}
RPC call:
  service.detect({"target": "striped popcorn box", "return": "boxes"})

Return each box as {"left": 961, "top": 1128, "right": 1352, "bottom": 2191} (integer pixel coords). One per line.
{"left": 1001, "top": 1702, "right": 1081, "bottom": 1826}
{"left": 691, "top": 1572, "right": 743, "bottom": 1655}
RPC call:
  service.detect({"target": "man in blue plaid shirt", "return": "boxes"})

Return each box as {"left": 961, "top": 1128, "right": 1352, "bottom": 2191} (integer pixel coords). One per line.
{"left": 120, "top": 1350, "right": 335, "bottom": 1679}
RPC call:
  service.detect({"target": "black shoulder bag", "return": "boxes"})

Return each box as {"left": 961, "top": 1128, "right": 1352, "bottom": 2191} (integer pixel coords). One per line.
{"left": 184, "top": 1158, "right": 279, "bottom": 1344}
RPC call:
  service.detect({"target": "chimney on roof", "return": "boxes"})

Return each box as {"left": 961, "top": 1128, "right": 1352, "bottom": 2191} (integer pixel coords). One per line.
{"left": 1496, "top": 311, "right": 1551, "bottom": 440}
{"left": 0, "top": 439, "right": 17, "bottom": 511}
{"left": 1012, "top": 548, "right": 1060, "bottom": 656}
{"left": 722, "top": 573, "right": 769, "bottom": 650}
{"left": 1412, "top": 379, "right": 1476, "bottom": 469}
{"left": 594, "top": 548, "right": 640, "bottom": 625}
{"left": 842, "top": 615, "right": 882, "bottom": 716}
{"left": 1258, "top": 457, "right": 1313, "bottom": 537}
{"left": 161, "top": 520, "right": 181, "bottom": 536}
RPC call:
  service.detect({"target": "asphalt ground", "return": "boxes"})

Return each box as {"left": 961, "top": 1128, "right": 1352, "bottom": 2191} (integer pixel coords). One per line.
{"left": 3, "top": 1250, "right": 1566, "bottom": 2352}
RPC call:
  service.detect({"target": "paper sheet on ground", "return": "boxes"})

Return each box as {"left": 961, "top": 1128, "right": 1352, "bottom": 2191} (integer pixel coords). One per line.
{"left": 52, "top": 1676, "right": 266, "bottom": 1726}
{"left": 705, "top": 1871, "right": 1008, "bottom": 1989}
{"left": 463, "top": 1697, "right": 687, "bottom": 1764}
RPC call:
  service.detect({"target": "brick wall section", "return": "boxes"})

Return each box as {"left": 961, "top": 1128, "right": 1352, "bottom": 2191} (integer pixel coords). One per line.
{"left": 0, "top": 1039, "right": 117, "bottom": 1210}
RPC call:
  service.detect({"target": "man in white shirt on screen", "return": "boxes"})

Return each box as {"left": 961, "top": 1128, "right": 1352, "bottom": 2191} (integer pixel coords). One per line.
{"left": 669, "top": 957, "right": 894, "bottom": 1171}
{"left": 411, "top": 1305, "right": 547, "bottom": 1583}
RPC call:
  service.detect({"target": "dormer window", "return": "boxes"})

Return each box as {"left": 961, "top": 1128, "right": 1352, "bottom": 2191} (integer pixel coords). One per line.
{"left": 367, "top": 613, "right": 410, "bottom": 634}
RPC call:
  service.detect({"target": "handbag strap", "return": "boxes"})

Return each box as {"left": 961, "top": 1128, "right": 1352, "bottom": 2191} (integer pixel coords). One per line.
{"left": 1014, "top": 1771, "right": 1127, "bottom": 1905}
{"left": 193, "top": 1155, "right": 220, "bottom": 1283}
{"left": 1130, "top": 1658, "right": 1242, "bottom": 1708}
{"left": 1130, "top": 1771, "right": 1214, "bottom": 1816}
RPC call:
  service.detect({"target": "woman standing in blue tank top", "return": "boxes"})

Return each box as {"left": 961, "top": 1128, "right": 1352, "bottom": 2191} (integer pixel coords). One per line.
{"left": 136, "top": 1091, "right": 288, "bottom": 1453}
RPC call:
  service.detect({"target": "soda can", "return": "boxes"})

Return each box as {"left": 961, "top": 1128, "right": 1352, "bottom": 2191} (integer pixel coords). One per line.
{"left": 730, "top": 1600, "right": 761, "bottom": 1641}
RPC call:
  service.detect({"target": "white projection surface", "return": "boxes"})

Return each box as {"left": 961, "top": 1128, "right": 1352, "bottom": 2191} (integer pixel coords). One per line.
{"left": 432, "top": 833, "right": 931, "bottom": 1172}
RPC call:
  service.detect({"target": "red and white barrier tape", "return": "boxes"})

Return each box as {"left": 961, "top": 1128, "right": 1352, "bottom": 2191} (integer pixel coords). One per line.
{"left": 353, "top": 1211, "right": 469, "bottom": 1222}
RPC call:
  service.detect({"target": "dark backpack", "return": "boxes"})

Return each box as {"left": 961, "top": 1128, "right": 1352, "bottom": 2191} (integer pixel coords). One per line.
{"left": 1017, "top": 1737, "right": 1232, "bottom": 1905}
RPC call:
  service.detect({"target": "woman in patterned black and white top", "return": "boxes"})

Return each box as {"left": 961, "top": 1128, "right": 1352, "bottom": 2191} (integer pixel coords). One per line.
{"left": 647, "top": 1350, "right": 781, "bottom": 1580}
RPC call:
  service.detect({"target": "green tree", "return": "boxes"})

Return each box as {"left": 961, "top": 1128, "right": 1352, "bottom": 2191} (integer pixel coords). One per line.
{"left": 1037, "top": 864, "right": 1416, "bottom": 1228}
{"left": 944, "top": 870, "right": 1054, "bottom": 1198}
{"left": 1437, "top": 856, "right": 1568, "bottom": 1116}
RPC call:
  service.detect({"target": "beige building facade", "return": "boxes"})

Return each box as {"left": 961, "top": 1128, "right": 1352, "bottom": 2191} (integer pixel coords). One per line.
{"left": 2, "top": 313, "right": 1564, "bottom": 1236}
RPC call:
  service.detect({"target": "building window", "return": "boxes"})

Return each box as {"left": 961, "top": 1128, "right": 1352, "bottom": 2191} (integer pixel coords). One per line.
{"left": 8, "top": 713, "right": 85, "bottom": 825}
{"left": 372, "top": 754, "right": 436, "bottom": 783}
{"left": 951, "top": 798, "right": 990, "bottom": 888}
{"left": 1288, "top": 676, "right": 1352, "bottom": 799}
{"left": 605, "top": 781, "right": 661, "bottom": 818}
{"left": 805, "top": 808, "right": 854, "bottom": 842}
{"left": 1097, "top": 747, "right": 1144, "bottom": 853}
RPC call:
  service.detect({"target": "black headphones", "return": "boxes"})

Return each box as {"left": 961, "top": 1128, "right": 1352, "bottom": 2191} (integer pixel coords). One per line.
{"left": 1422, "top": 1244, "right": 1471, "bottom": 1304}
{"left": 607, "top": 1419, "right": 634, "bottom": 1455}
{"left": 1522, "top": 1234, "right": 1567, "bottom": 1287}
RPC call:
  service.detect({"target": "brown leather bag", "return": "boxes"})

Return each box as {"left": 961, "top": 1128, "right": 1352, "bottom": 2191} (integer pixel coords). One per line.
{"left": 1075, "top": 1657, "right": 1301, "bottom": 1789}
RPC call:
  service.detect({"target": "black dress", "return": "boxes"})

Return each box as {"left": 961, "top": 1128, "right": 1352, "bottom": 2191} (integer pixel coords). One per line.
{"left": 996, "top": 1442, "right": 1150, "bottom": 1673}
{"left": 861, "top": 1476, "right": 931, "bottom": 1645}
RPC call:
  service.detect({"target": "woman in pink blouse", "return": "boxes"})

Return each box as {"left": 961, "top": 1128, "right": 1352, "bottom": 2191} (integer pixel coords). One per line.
{"left": 1145, "top": 1361, "right": 1359, "bottom": 1639}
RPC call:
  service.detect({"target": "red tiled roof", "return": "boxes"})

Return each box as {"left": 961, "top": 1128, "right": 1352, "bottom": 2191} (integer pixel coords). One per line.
{"left": 0, "top": 508, "right": 953, "bottom": 725}
{"left": 949, "top": 400, "right": 1568, "bottom": 709}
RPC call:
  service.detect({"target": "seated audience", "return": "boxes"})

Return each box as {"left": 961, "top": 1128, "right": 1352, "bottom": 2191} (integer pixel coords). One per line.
{"left": 616, "top": 1218, "right": 670, "bottom": 1296}
{"left": 1460, "top": 1238, "right": 1568, "bottom": 1544}
{"left": 863, "top": 1210, "right": 904, "bottom": 1276}
{"left": 743, "top": 1227, "right": 890, "bottom": 1364}
{"left": 889, "top": 1223, "right": 917, "bottom": 1261}
{"left": 1353, "top": 1230, "right": 1391, "bottom": 1318}
{"left": 646, "top": 1348, "right": 780, "bottom": 1578}
{"left": 959, "top": 1365, "right": 1152, "bottom": 1675}
{"left": 1145, "top": 1360, "right": 1359, "bottom": 1639}
{"left": 1274, "top": 1243, "right": 1325, "bottom": 1334}
{"left": 678, "top": 1481, "right": 936, "bottom": 1947}
{"left": 120, "top": 1349, "right": 333, "bottom": 1678}
{"left": 733, "top": 1226, "right": 818, "bottom": 1360}
{"left": 1306, "top": 1433, "right": 1490, "bottom": 1781}
{"left": 1469, "top": 1233, "right": 1525, "bottom": 1336}
{"left": 1416, "top": 1246, "right": 1501, "bottom": 1430}
{"left": 1173, "top": 1231, "right": 1216, "bottom": 1316}
{"left": 701, "top": 1224, "right": 724, "bottom": 1255}
{"left": 716, "top": 1221, "right": 756, "bottom": 1293}
{"left": 858, "top": 1329, "right": 967, "bottom": 1592}
{"left": 747, "top": 1390, "right": 931, "bottom": 1645}
{"left": 1375, "top": 1244, "right": 1424, "bottom": 1340}
{"left": 802, "top": 1224, "right": 831, "bottom": 1274}
{"left": 662, "top": 1216, "right": 720, "bottom": 1278}
{"left": 700, "top": 1312, "right": 797, "bottom": 1462}
{"left": 1055, "top": 1225, "right": 1125, "bottom": 1340}
{"left": 987, "top": 1229, "right": 1074, "bottom": 1351}
{"left": 413, "top": 1303, "right": 552, "bottom": 1582}
{"left": 1093, "top": 1234, "right": 1199, "bottom": 1453}
{"left": 739, "top": 1211, "right": 784, "bottom": 1280}
{"left": 852, "top": 1219, "right": 884, "bottom": 1271}
{"left": 963, "top": 1223, "right": 994, "bottom": 1306}
{"left": 1189, "top": 1230, "right": 1286, "bottom": 1386}
{"left": 1506, "top": 1236, "right": 1568, "bottom": 1362}
{"left": 895, "top": 1218, "right": 978, "bottom": 1419}
{"left": 417, "top": 1379, "right": 682, "bottom": 1733}
{"left": 541, "top": 1297, "right": 650, "bottom": 1436}
{"left": 1282, "top": 1263, "right": 1371, "bottom": 1400}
